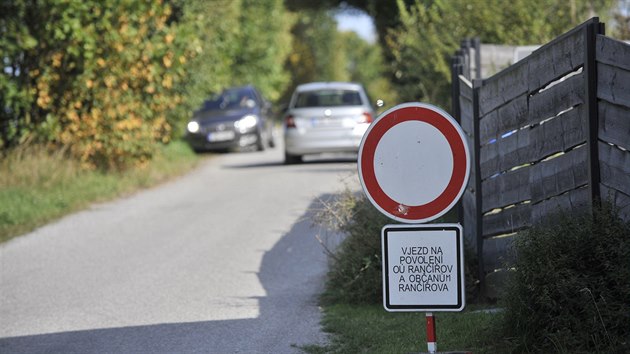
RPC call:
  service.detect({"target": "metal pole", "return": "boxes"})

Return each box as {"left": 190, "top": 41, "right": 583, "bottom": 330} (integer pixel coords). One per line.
{"left": 426, "top": 312, "right": 437, "bottom": 353}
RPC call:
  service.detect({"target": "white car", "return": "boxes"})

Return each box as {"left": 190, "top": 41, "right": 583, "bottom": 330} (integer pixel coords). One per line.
{"left": 283, "top": 82, "right": 375, "bottom": 164}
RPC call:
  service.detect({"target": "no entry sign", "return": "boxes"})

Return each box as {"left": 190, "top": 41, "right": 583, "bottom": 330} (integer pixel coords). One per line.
{"left": 358, "top": 103, "right": 470, "bottom": 223}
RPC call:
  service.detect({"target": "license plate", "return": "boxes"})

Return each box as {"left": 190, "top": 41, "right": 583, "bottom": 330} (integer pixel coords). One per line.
{"left": 207, "top": 131, "right": 235, "bottom": 142}
{"left": 311, "top": 117, "right": 342, "bottom": 127}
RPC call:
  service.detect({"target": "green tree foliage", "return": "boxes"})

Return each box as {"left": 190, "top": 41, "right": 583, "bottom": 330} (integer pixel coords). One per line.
{"left": 0, "top": 0, "right": 293, "bottom": 170}
{"left": 169, "top": 0, "right": 241, "bottom": 125}
{"left": 280, "top": 8, "right": 350, "bottom": 104}
{"left": 386, "top": 0, "right": 617, "bottom": 108}
{"left": 1, "top": 0, "right": 187, "bottom": 169}
{"left": 232, "top": 0, "right": 293, "bottom": 102}
{"left": 1, "top": 0, "right": 395, "bottom": 170}
{"left": 338, "top": 31, "right": 398, "bottom": 111}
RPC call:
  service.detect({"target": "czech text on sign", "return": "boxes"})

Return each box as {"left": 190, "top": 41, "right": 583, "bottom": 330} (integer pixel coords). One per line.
{"left": 381, "top": 224, "right": 465, "bottom": 312}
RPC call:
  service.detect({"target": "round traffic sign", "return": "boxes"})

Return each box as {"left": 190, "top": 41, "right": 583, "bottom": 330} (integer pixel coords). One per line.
{"left": 358, "top": 102, "right": 470, "bottom": 223}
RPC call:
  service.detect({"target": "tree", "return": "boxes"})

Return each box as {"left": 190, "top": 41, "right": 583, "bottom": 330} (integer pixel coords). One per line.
{"left": 279, "top": 8, "right": 350, "bottom": 104}
{"left": 386, "top": 0, "right": 618, "bottom": 108}
{"left": 231, "top": 0, "right": 293, "bottom": 101}
{"left": 0, "top": 0, "right": 293, "bottom": 169}
{"left": 338, "top": 31, "right": 398, "bottom": 110}
{"left": 1, "top": 0, "right": 189, "bottom": 169}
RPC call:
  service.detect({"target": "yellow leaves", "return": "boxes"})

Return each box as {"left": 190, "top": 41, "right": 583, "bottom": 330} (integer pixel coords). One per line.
{"left": 115, "top": 116, "right": 142, "bottom": 131}
{"left": 165, "top": 33, "right": 175, "bottom": 44}
{"left": 27, "top": 1, "right": 191, "bottom": 171}
{"left": 104, "top": 75, "right": 116, "bottom": 88}
{"left": 162, "top": 56, "right": 172, "bottom": 68}
{"left": 52, "top": 52, "right": 63, "bottom": 68}
{"left": 67, "top": 110, "right": 80, "bottom": 122}
{"left": 119, "top": 23, "right": 129, "bottom": 35}
{"left": 162, "top": 52, "right": 174, "bottom": 68}
{"left": 36, "top": 80, "right": 52, "bottom": 108}
{"left": 161, "top": 75, "right": 173, "bottom": 89}
{"left": 36, "top": 94, "right": 52, "bottom": 109}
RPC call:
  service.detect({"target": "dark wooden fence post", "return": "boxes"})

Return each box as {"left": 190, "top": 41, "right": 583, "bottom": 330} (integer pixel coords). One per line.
{"left": 472, "top": 78, "right": 484, "bottom": 283}
{"left": 451, "top": 55, "right": 464, "bottom": 223}
{"left": 584, "top": 19, "right": 605, "bottom": 210}
{"left": 473, "top": 37, "right": 481, "bottom": 79}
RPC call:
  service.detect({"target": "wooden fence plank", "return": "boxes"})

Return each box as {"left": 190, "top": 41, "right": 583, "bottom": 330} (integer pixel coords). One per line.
{"left": 479, "top": 62, "right": 528, "bottom": 116}
{"left": 529, "top": 71, "right": 585, "bottom": 123}
{"left": 531, "top": 186, "right": 590, "bottom": 222}
{"left": 530, "top": 146, "right": 589, "bottom": 203}
{"left": 482, "top": 166, "right": 531, "bottom": 212}
{"left": 460, "top": 95, "right": 474, "bottom": 136}
{"left": 527, "top": 27, "right": 585, "bottom": 91}
{"left": 599, "top": 101, "right": 630, "bottom": 151}
{"left": 462, "top": 190, "right": 478, "bottom": 250}
{"left": 600, "top": 184, "right": 630, "bottom": 222}
{"left": 596, "top": 35, "right": 630, "bottom": 72}
{"left": 598, "top": 62, "right": 630, "bottom": 108}
{"left": 480, "top": 105, "right": 586, "bottom": 180}
{"left": 467, "top": 131, "right": 477, "bottom": 187}
{"left": 483, "top": 203, "right": 532, "bottom": 237}
{"left": 479, "top": 94, "right": 528, "bottom": 144}
{"left": 460, "top": 76, "right": 473, "bottom": 101}
{"left": 533, "top": 105, "right": 587, "bottom": 156}
{"left": 599, "top": 142, "right": 630, "bottom": 197}
{"left": 482, "top": 234, "right": 517, "bottom": 272}
{"left": 480, "top": 130, "right": 531, "bottom": 180}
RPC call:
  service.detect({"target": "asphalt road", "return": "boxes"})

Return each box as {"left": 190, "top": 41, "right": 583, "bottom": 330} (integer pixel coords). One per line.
{"left": 0, "top": 143, "right": 361, "bottom": 353}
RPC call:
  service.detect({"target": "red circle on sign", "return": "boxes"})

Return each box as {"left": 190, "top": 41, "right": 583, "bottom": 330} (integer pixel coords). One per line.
{"left": 358, "top": 103, "right": 470, "bottom": 223}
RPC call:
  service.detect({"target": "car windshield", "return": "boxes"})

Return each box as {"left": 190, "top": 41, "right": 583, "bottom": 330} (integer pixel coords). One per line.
{"left": 294, "top": 89, "right": 362, "bottom": 108}
{"left": 200, "top": 88, "right": 255, "bottom": 111}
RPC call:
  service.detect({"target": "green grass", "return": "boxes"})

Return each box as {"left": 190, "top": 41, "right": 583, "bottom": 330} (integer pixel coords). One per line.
{"left": 303, "top": 304, "right": 505, "bottom": 354}
{"left": 0, "top": 140, "right": 201, "bottom": 243}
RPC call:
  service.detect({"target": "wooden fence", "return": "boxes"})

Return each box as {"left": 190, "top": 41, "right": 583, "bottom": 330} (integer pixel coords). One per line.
{"left": 451, "top": 18, "right": 630, "bottom": 289}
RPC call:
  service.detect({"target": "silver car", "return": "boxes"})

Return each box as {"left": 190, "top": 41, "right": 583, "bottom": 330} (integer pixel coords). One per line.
{"left": 283, "top": 82, "right": 375, "bottom": 164}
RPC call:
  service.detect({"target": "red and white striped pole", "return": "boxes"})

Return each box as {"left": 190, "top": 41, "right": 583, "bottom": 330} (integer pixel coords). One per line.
{"left": 426, "top": 312, "right": 437, "bottom": 353}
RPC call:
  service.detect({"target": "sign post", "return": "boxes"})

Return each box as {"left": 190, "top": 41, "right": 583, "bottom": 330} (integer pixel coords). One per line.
{"left": 358, "top": 102, "right": 470, "bottom": 353}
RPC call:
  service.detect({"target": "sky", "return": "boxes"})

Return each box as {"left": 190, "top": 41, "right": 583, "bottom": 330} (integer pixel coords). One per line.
{"left": 335, "top": 11, "right": 377, "bottom": 43}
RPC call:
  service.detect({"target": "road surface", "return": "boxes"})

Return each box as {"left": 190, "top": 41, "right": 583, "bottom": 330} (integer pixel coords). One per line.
{"left": 0, "top": 144, "right": 361, "bottom": 353}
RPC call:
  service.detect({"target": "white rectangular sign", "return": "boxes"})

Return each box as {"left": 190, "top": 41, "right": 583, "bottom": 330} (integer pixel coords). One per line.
{"left": 381, "top": 223, "right": 465, "bottom": 312}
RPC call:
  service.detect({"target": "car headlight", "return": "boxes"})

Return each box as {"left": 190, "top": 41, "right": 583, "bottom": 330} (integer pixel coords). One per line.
{"left": 234, "top": 115, "right": 258, "bottom": 132}
{"left": 187, "top": 121, "right": 200, "bottom": 133}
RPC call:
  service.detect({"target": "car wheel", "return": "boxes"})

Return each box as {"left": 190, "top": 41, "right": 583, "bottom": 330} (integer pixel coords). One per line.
{"left": 284, "top": 151, "right": 302, "bottom": 164}
{"left": 256, "top": 132, "right": 265, "bottom": 151}
{"left": 268, "top": 135, "right": 275, "bottom": 148}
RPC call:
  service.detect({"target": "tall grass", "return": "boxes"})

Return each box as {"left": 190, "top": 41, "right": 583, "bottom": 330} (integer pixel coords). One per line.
{"left": 302, "top": 304, "right": 501, "bottom": 354}
{"left": 0, "top": 141, "right": 200, "bottom": 243}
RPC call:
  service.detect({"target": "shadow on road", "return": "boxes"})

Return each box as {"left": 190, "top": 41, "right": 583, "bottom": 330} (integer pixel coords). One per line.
{"left": 222, "top": 153, "right": 359, "bottom": 170}
{"left": 0, "top": 196, "right": 344, "bottom": 354}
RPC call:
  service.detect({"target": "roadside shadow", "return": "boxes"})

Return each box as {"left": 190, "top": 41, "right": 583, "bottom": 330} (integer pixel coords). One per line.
{"left": 0, "top": 195, "right": 344, "bottom": 354}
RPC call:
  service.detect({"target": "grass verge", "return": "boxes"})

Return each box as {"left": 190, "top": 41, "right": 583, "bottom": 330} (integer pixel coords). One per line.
{"left": 303, "top": 304, "right": 504, "bottom": 353}
{"left": 0, "top": 140, "right": 201, "bottom": 243}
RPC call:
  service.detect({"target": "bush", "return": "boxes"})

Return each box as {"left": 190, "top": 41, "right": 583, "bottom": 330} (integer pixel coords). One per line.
{"left": 500, "top": 204, "right": 630, "bottom": 353}
{"left": 316, "top": 191, "right": 390, "bottom": 304}
{"left": 317, "top": 190, "right": 481, "bottom": 305}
